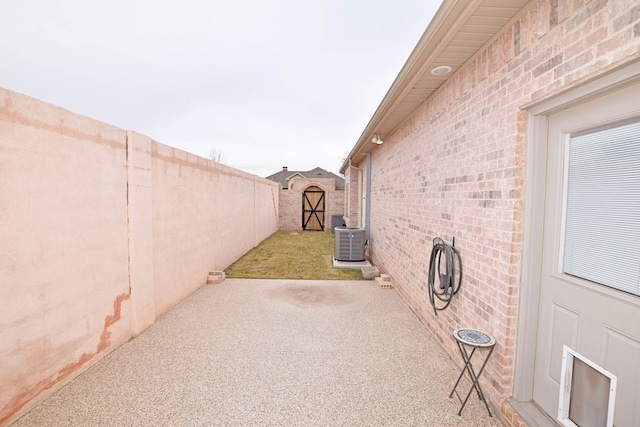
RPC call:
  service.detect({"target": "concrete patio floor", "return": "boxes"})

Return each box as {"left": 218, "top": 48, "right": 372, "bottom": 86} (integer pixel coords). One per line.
{"left": 12, "top": 279, "right": 504, "bottom": 426}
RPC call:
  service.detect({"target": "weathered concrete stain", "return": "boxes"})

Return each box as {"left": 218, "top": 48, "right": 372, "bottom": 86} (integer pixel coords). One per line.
{"left": 98, "top": 293, "right": 129, "bottom": 352}
{"left": 0, "top": 293, "right": 130, "bottom": 426}
{"left": 266, "top": 283, "right": 354, "bottom": 308}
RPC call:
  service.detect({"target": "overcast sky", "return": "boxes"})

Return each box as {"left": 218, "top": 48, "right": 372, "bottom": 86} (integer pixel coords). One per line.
{"left": 1, "top": 0, "right": 441, "bottom": 176}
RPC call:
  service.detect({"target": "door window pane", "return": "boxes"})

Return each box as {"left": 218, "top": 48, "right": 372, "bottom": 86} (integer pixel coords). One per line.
{"left": 562, "top": 118, "right": 640, "bottom": 296}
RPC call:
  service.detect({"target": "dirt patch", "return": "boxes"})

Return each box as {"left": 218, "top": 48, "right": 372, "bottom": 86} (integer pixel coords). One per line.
{"left": 266, "top": 283, "right": 354, "bottom": 308}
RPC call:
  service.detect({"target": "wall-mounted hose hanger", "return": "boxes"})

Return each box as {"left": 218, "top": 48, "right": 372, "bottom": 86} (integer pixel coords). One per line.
{"left": 428, "top": 237, "right": 462, "bottom": 317}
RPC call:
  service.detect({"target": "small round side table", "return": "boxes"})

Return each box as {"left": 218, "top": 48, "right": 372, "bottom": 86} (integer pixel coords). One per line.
{"left": 449, "top": 328, "right": 496, "bottom": 416}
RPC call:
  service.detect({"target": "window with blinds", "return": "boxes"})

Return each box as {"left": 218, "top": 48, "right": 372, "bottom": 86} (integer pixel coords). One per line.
{"left": 561, "top": 117, "right": 640, "bottom": 296}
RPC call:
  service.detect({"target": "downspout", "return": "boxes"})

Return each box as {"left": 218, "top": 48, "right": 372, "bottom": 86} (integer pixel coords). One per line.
{"left": 365, "top": 152, "right": 372, "bottom": 241}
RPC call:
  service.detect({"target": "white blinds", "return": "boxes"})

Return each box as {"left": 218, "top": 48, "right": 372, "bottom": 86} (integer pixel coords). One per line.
{"left": 562, "top": 118, "right": 640, "bottom": 296}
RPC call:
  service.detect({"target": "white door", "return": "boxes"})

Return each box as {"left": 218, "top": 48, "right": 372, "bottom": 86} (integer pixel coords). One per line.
{"left": 532, "top": 83, "right": 640, "bottom": 426}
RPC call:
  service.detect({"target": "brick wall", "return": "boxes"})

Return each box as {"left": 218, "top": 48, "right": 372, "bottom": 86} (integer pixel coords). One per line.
{"left": 343, "top": 165, "right": 361, "bottom": 227}
{"left": 359, "top": 0, "right": 640, "bottom": 423}
{"left": 277, "top": 176, "right": 344, "bottom": 232}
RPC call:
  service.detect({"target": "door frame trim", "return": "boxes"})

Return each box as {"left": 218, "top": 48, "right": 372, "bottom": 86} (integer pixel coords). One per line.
{"left": 514, "top": 59, "right": 640, "bottom": 405}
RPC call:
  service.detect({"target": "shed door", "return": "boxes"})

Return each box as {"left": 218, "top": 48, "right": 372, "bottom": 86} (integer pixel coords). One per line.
{"left": 532, "top": 83, "right": 640, "bottom": 426}
{"left": 302, "top": 186, "right": 325, "bottom": 231}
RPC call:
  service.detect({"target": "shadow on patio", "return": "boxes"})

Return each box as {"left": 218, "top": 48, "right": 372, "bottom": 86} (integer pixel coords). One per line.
{"left": 12, "top": 278, "right": 503, "bottom": 426}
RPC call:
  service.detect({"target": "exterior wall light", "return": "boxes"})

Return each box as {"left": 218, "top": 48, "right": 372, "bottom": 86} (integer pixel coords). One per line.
{"left": 372, "top": 133, "right": 384, "bottom": 145}
{"left": 430, "top": 65, "right": 452, "bottom": 75}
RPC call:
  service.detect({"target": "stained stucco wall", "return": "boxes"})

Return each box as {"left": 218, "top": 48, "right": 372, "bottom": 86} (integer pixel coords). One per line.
{"left": 0, "top": 88, "right": 279, "bottom": 425}
{"left": 356, "top": 0, "right": 640, "bottom": 424}
{"left": 149, "top": 142, "right": 279, "bottom": 315}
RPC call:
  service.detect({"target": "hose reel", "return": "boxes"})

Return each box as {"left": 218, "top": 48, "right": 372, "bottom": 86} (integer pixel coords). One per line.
{"left": 427, "top": 237, "right": 462, "bottom": 317}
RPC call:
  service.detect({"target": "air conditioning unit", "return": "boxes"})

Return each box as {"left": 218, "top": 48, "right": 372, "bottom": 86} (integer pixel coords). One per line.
{"left": 334, "top": 227, "right": 366, "bottom": 262}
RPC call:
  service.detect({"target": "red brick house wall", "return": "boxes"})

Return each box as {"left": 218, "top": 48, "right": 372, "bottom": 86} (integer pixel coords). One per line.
{"left": 278, "top": 176, "right": 345, "bottom": 232}
{"left": 349, "top": 0, "right": 640, "bottom": 424}
{"left": 343, "top": 165, "right": 361, "bottom": 228}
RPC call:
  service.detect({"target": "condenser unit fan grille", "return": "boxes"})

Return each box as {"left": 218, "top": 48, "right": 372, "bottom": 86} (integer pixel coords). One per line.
{"left": 334, "top": 227, "right": 366, "bottom": 262}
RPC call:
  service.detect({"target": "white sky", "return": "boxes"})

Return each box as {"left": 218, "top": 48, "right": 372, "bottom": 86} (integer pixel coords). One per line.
{"left": 0, "top": 0, "right": 442, "bottom": 176}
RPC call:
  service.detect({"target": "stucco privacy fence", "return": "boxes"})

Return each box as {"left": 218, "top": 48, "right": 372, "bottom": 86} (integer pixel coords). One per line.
{"left": 0, "top": 87, "right": 279, "bottom": 425}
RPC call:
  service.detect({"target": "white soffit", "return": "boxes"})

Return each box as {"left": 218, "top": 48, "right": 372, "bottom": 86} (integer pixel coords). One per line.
{"left": 342, "top": 0, "right": 530, "bottom": 172}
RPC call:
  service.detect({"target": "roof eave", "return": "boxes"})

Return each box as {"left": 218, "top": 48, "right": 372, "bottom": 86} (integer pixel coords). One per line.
{"left": 340, "top": 0, "right": 527, "bottom": 173}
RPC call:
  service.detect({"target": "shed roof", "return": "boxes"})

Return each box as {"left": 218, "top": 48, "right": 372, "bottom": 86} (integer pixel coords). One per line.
{"left": 340, "top": 0, "right": 530, "bottom": 173}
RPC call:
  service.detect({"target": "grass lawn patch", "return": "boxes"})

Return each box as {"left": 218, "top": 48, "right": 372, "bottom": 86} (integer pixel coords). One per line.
{"left": 225, "top": 231, "right": 363, "bottom": 280}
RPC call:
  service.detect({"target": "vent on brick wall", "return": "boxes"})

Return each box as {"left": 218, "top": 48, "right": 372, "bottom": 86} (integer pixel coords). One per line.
{"left": 334, "top": 227, "right": 366, "bottom": 262}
